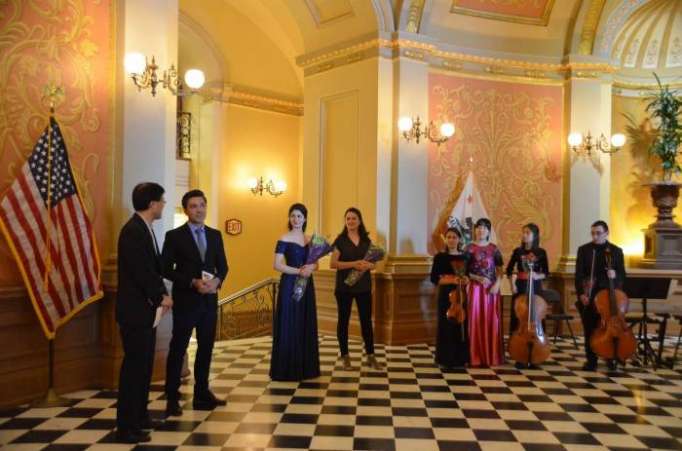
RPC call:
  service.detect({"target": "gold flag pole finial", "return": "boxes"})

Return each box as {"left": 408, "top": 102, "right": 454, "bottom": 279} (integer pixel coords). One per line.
{"left": 42, "top": 84, "right": 64, "bottom": 117}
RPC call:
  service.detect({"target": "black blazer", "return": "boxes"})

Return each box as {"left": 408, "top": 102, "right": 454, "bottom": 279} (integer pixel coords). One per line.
{"left": 161, "top": 223, "right": 228, "bottom": 313}
{"left": 574, "top": 241, "right": 626, "bottom": 299}
{"left": 116, "top": 214, "right": 167, "bottom": 327}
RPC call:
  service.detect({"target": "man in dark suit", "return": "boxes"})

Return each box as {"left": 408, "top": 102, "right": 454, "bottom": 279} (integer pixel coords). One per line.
{"left": 574, "top": 220, "right": 626, "bottom": 372}
{"left": 162, "top": 189, "right": 228, "bottom": 416}
{"left": 116, "top": 182, "right": 173, "bottom": 443}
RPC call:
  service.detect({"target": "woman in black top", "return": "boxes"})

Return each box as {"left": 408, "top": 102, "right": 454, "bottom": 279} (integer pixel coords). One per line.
{"left": 430, "top": 227, "right": 470, "bottom": 368}
{"left": 330, "top": 207, "right": 382, "bottom": 370}
{"left": 506, "top": 223, "right": 549, "bottom": 368}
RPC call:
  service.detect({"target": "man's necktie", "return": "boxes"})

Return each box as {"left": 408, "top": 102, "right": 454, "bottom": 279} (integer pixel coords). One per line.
{"left": 195, "top": 228, "right": 206, "bottom": 261}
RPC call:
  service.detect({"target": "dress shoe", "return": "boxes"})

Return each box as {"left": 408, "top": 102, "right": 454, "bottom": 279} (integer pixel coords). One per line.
{"left": 606, "top": 359, "right": 618, "bottom": 371}
{"left": 341, "top": 354, "right": 352, "bottom": 370}
{"left": 582, "top": 361, "right": 597, "bottom": 371}
{"left": 203, "top": 390, "right": 227, "bottom": 406}
{"left": 115, "top": 429, "right": 150, "bottom": 444}
{"left": 165, "top": 400, "right": 183, "bottom": 417}
{"left": 514, "top": 361, "right": 526, "bottom": 370}
{"left": 140, "top": 416, "right": 163, "bottom": 430}
{"left": 193, "top": 391, "right": 226, "bottom": 410}
{"left": 366, "top": 354, "right": 384, "bottom": 370}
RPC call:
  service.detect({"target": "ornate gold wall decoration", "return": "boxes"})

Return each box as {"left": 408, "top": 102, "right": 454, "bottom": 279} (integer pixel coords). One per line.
{"left": 428, "top": 73, "right": 564, "bottom": 261}
{"left": 0, "top": 0, "right": 113, "bottom": 284}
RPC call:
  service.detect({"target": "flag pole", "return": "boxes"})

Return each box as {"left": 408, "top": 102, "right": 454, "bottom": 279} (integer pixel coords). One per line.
{"left": 44, "top": 102, "right": 53, "bottom": 290}
{"left": 32, "top": 85, "right": 71, "bottom": 408}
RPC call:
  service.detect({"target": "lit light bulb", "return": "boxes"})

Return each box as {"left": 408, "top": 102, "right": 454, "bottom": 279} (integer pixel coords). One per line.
{"left": 274, "top": 180, "right": 287, "bottom": 193}
{"left": 610, "top": 133, "right": 626, "bottom": 148}
{"left": 440, "top": 122, "right": 455, "bottom": 138}
{"left": 184, "top": 69, "right": 205, "bottom": 90}
{"left": 567, "top": 132, "right": 583, "bottom": 147}
{"left": 124, "top": 52, "right": 146, "bottom": 75}
{"left": 397, "top": 116, "right": 413, "bottom": 132}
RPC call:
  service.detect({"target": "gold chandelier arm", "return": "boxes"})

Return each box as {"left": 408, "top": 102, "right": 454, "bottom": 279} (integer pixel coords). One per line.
{"left": 163, "top": 64, "right": 179, "bottom": 95}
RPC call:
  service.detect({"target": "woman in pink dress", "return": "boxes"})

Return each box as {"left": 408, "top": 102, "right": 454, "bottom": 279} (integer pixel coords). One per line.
{"left": 465, "top": 218, "right": 504, "bottom": 367}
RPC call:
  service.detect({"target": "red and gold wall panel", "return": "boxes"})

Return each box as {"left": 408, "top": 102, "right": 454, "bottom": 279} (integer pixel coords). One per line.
{"left": 0, "top": 0, "right": 114, "bottom": 285}
{"left": 451, "top": 0, "right": 554, "bottom": 25}
{"left": 427, "top": 72, "right": 564, "bottom": 266}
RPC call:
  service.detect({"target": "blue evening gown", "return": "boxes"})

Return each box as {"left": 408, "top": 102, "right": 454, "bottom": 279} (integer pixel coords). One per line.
{"left": 269, "top": 240, "right": 321, "bottom": 381}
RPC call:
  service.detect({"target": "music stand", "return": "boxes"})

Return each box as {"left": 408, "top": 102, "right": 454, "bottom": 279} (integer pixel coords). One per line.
{"left": 624, "top": 277, "right": 671, "bottom": 368}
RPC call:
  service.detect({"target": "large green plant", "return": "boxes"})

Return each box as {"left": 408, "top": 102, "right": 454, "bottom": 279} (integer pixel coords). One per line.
{"left": 646, "top": 73, "right": 682, "bottom": 181}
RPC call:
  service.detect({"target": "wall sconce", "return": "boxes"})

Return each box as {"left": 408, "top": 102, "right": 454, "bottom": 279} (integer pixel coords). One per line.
{"left": 567, "top": 131, "right": 626, "bottom": 155}
{"left": 248, "top": 177, "right": 286, "bottom": 197}
{"left": 124, "top": 52, "right": 205, "bottom": 97}
{"left": 397, "top": 116, "right": 455, "bottom": 146}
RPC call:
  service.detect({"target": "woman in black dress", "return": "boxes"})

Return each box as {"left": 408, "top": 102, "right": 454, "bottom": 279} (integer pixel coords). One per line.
{"left": 270, "top": 203, "right": 321, "bottom": 381}
{"left": 430, "top": 227, "right": 469, "bottom": 368}
{"left": 506, "top": 223, "right": 549, "bottom": 369}
{"left": 330, "top": 207, "right": 382, "bottom": 370}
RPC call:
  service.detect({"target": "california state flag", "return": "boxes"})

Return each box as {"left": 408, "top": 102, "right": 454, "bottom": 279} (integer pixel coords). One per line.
{"left": 445, "top": 172, "right": 496, "bottom": 246}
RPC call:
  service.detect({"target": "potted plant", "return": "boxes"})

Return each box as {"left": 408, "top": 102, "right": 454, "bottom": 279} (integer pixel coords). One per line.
{"left": 645, "top": 73, "right": 681, "bottom": 229}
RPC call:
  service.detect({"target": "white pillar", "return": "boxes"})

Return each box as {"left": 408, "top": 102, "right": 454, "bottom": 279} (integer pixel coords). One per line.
{"left": 560, "top": 70, "right": 613, "bottom": 268}
{"left": 119, "top": 0, "right": 178, "bottom": 245}
{"left": 390, "top": 55, "right": 430, "bottom": 256}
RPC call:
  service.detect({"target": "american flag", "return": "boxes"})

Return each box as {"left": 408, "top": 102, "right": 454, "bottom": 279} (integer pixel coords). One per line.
{"left": 0, "top": 117, "right": 102, "bottom": 339}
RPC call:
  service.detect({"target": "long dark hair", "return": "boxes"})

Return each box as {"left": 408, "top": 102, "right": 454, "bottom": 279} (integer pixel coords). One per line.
{"left": 338, "top": 207, "right": 369, "bottom": 242}
{"left": 287, "top": 203, "right": 308, "bottom": 232}
{"left": 443, "top": 227, "right": 463, "bottom": 253}
{"left": 521, "top": 223, "right": 540, "bottom": 249}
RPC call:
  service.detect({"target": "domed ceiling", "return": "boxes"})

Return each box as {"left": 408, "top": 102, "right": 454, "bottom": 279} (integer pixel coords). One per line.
{"left": 611, "top": 0, "right": 682, "bottom": 76}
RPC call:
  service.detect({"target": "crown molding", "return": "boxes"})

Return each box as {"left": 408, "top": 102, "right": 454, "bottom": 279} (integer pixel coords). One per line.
{"left": 199, "top": 83, "right": 304, "bottom": 116}
{"left": 296, "top": 34, "right": 619, "bottom": 82}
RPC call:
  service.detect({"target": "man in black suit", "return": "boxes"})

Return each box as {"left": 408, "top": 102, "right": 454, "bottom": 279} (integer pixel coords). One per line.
{"left": 574, "top": 220, "right": 626, "bottom": 371}
{"left": 116, "top": 182, "right": 173, "bottom": 443}
{"left": 162, "top": 189, "right": 228, "bottom": 416}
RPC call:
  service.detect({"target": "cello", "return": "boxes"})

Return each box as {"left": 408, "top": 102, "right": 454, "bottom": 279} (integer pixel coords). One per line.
{"left": 447, "top": 260, "right": 468, "bottom": 339}
{"left": 589, "top": 247, "right": 636, "bottom": 365}
{"left": 508, "top": 260, "right": 551, "bottom": 366}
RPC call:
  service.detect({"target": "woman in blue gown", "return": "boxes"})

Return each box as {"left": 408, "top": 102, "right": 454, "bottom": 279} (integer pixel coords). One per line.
{"left": 269, "top": 203, "right": 321, "bottom": 381}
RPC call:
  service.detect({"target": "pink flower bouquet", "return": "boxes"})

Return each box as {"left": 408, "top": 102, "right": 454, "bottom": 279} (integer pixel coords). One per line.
{"left": 344, "top": 243, "right": 386, "bottom": 286}
{"left": 292, "top": 234, "right": 333, "bottom": 302}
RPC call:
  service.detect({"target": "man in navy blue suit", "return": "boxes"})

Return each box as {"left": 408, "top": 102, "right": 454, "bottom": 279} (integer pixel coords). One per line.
{"left": 162, "top": 189, "right": 228, "bottom": 416}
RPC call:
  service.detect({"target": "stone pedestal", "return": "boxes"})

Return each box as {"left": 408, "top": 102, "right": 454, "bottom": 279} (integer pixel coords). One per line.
{"left": 641, "top": 183, "right": 682, "bottom": 269}
{"left": 641, "top": 227, "right": 682, "bottom": 269}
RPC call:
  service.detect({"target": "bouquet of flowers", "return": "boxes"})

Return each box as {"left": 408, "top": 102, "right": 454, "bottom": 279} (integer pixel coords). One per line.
{"left": 344, "top": 243, "right": 386, "bottom": 286}
{"left": 292, "top": 234, "right": 333, "bottom": 302}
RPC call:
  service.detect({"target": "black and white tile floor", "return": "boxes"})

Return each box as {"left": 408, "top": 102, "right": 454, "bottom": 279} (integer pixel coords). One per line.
{"left": 1, "top": 335, "right": 681, "bottom": 450}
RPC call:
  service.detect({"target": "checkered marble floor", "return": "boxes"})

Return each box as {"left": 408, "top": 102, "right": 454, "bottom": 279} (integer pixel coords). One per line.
{"left": 1, "top": 335, "right": 682, "bottom": 451}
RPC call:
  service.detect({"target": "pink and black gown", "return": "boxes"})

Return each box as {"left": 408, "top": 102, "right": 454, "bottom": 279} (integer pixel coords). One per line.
{"left": 465, "top": 243, "right": 504, "bottom": 367}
